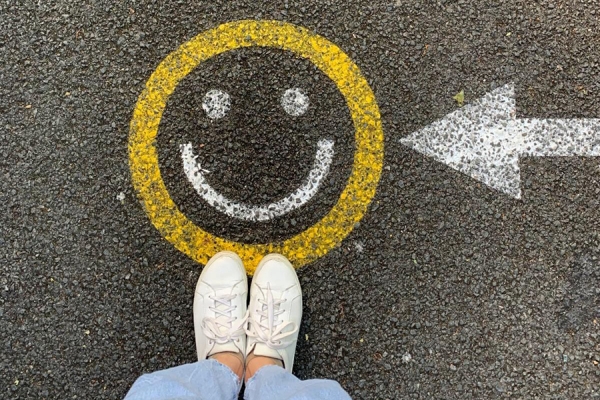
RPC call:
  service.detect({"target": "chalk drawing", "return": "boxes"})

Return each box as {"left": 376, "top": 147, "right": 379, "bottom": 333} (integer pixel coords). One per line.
{"left": 281, "top": 88, "right": 309, "bottom": 116}
{"left": 129, "top": 20, "right": 384, "bottom": 273}
{"left": 401, "top": 83, "right": 600, "bottom": 199}
{"left": 181, "top": 139, "right": 335, "bottom": 221}
{"left": 202, "top": 89, "right": 231, "bottom": 120}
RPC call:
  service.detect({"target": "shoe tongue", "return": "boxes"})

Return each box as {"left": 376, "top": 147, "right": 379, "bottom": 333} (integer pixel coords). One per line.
{"left": 252, "top": 342, "right": 282, "bottom": 361}
{"left": 214, "top": 292, "right": 231, "bottom": 324}
{"left": 213, "top": 300, "right": 230, "bottom": 318}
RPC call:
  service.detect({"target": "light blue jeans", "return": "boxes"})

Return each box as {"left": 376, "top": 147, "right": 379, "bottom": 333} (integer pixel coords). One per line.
{"left": 125, "top": 359, "right": 351, "bottom": 400}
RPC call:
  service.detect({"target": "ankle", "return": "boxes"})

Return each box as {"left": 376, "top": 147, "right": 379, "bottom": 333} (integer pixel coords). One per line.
{"left": 210, "top": 352, "right": 244, "bottom": 381}
{"left": 244, "top": 353, "right": 283, "bottom": 383}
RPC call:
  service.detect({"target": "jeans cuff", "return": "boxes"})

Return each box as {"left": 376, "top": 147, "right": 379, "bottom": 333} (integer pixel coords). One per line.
{"left": 245, "top": 364, "right": 285, "bottom": 390}
{"left": 207, "top": 358, "right": 243, "bottom": 393}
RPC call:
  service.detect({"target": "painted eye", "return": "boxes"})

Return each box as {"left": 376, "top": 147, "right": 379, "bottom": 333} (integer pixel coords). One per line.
{"left": 202, "top": 89, "right": 231, "bottom": 119}
{"left": 281, "top": 88, "right": 309, "bottom": 116}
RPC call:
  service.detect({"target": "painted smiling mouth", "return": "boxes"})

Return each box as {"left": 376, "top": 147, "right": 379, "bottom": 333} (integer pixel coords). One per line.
{"left": 180, "top": 138, "right": 335, "bottom": 222}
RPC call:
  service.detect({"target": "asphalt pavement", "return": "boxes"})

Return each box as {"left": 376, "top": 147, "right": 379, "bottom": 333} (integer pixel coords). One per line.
{"left": 1, "top": 1, "right": 599, "bottom": 399}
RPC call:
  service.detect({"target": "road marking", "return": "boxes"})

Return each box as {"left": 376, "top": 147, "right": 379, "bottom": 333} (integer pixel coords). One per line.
{"left": 180, "top": 139, "right": 335, "bottom": 221}
{"left": 193, "top": 85, "right": 323, "bottom": 222}
{"left": 202, "top": 89, "right": 231, "bottom": 120}
{"left": 129, "top": 20, "right": 384, "bottom": 274}
{"left": 281, "top": 88, "right": 309, "bottom": 116}
{"left": 401, "top": 83, "right": 600, "bottom": 199}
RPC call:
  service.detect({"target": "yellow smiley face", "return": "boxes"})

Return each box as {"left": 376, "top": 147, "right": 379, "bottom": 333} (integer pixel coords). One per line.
{"left": 129, "top": 20, "right": 384, "bottom": 274}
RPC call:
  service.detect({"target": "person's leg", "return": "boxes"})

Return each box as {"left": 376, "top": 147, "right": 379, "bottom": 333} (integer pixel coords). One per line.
{"left": 124, "top": 251, "right": 249, "bottom": 400}
{"left": 124, "top": 359, "right": 239, "bottom": 400}
{"left": 244, "top": 365, "right": 351, "bottom": 400}
{"left": 244, "top": 254, "right": 351, "bottom": 400}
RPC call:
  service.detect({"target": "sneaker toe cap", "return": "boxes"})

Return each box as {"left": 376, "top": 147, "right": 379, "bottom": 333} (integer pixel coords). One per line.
{"left": 198, "top": 252, "right": 246, "bottom": 290}
{"left": 254, "top": 255, "right": 300, "bottom": 293}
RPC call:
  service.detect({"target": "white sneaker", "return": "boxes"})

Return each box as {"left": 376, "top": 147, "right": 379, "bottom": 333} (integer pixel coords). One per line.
{"left": 245, "top": 253, "right": 302, "bottom": 373}
{"left": 193, "top": 251, "right": 248, "bottom": 360}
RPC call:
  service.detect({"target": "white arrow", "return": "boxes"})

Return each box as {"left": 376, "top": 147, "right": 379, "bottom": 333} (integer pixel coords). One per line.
{"left": 400, "top": 83, "right": 600, "bottom": 199}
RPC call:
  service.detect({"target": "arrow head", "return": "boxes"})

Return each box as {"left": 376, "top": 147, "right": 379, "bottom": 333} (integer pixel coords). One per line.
{"left": 401, "top": 83, "right": 523, "bottom": 199}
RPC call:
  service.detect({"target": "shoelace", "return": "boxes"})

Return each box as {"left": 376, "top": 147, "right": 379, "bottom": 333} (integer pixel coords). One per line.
{"left": 246, "top": 283, "right": 298, "bottom": 349}
{"left": 202, "top": 293, "right": 247, "bottom": 345}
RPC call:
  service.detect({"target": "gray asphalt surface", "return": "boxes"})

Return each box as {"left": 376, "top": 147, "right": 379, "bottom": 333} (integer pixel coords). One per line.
{"left": 2, "top": 1, "right": 600, "bottom": 399}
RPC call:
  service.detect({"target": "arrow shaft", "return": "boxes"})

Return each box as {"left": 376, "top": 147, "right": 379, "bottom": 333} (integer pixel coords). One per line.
{"left": 518, "top": 118, "right": 600, "bottom": 157}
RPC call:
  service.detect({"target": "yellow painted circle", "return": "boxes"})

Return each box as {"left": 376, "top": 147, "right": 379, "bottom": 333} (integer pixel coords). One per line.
{"left": 129, "top": 20, "right": 384, "bottom": 274}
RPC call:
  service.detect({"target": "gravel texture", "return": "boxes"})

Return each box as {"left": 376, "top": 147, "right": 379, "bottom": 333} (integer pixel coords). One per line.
{"left": 1, "top": 1, "right": 599, "bottom": 399}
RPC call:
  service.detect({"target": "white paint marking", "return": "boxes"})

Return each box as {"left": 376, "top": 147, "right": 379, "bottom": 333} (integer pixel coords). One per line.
{"left": 401, "top": 83, "right": 600, "bottom": 199}
{"left": 281, "top": 88, "right": 309, "bottom": 116}
{"left": 202, "top": 89, "right": 231, "bottom": 119}
{"left": 180, "top": 139, "right": 335, "bottom": 221}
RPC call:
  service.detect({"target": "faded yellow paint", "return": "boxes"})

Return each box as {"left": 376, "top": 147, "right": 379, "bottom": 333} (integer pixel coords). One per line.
{"left": 129, "top": 20, "right": 384, "bottom": 274}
